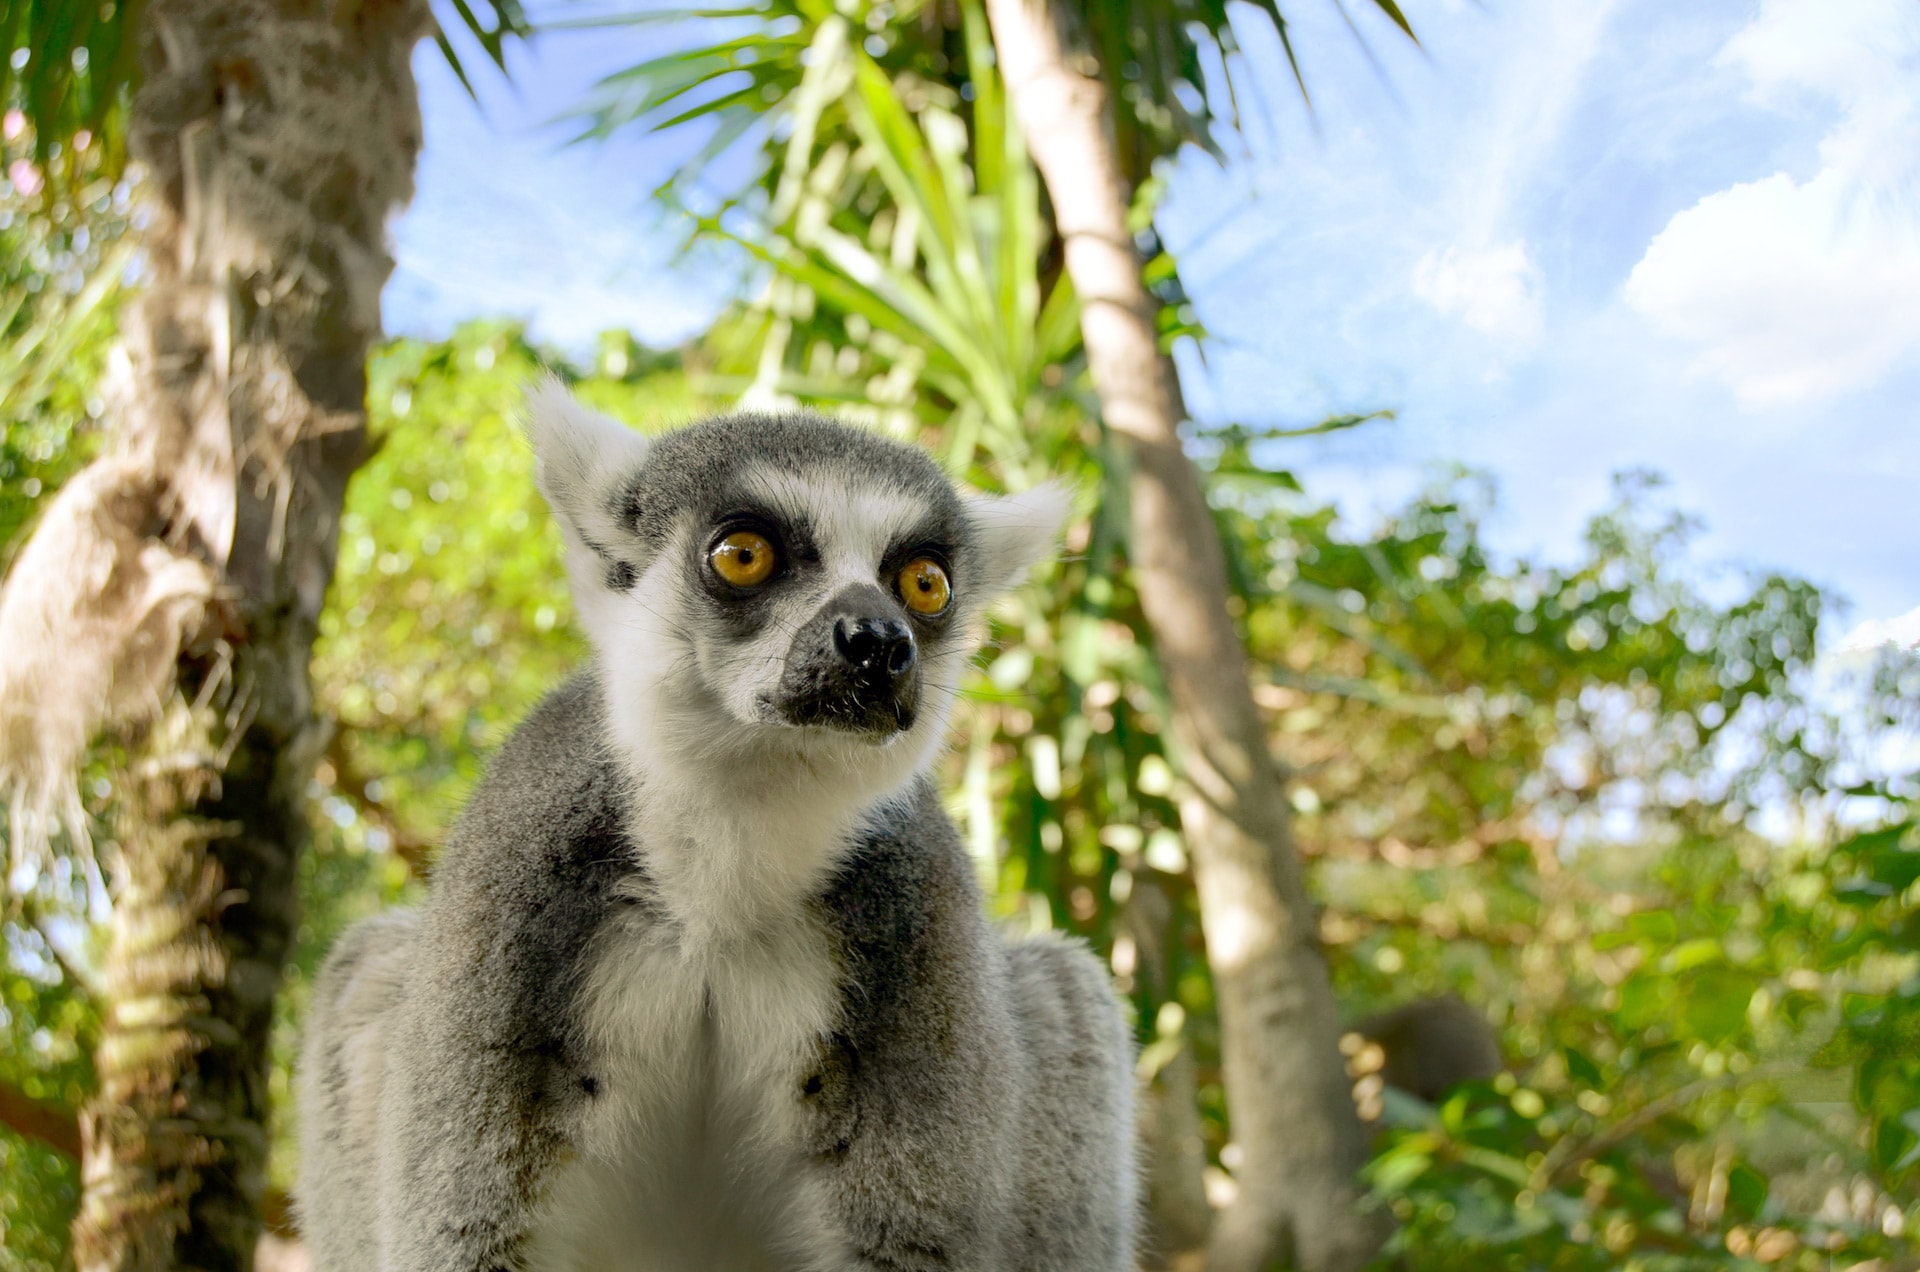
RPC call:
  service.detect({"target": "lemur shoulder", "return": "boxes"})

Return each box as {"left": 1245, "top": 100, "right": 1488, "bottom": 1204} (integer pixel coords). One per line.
{"left": 296, "top": 385, "right": 1139, "bottom": 1271}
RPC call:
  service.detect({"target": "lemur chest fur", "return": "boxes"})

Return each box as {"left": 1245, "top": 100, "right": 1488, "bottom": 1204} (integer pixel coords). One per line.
{"left": 524, "top": 841, "right": 848, "bottom": 1272}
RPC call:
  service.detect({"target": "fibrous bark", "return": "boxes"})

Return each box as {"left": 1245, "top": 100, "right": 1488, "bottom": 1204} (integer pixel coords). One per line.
{"left": 979, "top": 1, "right": 1381, "bottom": 1267}
{"left": 0, "top": 1, "right": 430, "bottom": 1266}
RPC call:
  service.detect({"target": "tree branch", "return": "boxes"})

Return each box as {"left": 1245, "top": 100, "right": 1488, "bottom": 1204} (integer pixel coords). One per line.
{"left": 323, "top": 732, "right": 433, "bottom": 875}
{"left": 1531, "top": 1063, "right": 1796, "bottom": 1191}
{"left": 0, "top": 1078, "right": 81, "bottom": 1158}
{"left": 0, "top": 1081, "right": 301, "bottom": 1239}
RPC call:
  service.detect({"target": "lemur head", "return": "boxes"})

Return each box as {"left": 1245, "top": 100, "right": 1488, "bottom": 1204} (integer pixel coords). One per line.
{"left": 525, "top": 381, "right": 1067, "bottom": 806}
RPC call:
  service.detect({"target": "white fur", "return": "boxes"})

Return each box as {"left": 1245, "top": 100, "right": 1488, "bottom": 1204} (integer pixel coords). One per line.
{"left": 525, "top": 905, "right": 846, "bottom": 1272}
{"left": 967, "top": 481, "right": 1073, "bottom": 594}
{"left": 525, "top": 376, "right": 650, "bottom": 559}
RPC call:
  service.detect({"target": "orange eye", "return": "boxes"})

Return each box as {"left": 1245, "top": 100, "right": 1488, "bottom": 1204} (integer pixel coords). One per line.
{"left": 710, "top": 530, "right": 778, "bottom": 587}
{"left": 897, "top": 558, "right": 951, "bottom": 615}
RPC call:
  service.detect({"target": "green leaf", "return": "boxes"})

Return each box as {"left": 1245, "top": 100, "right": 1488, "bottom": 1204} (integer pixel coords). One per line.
{"left": 541, "top": 4, "right": 767, "bottom": 30}
{"left": 1616, "top": 970, "right": 1668, "bottom": 1031}
{"left": 1865, "top": 839, "right": 1920, "bottom": 893}
{"left": 433, "top": 30, "right": 479, "bottom": 101}
{"left": 1034, "top": 270, "right": 1082, "bottom": 368}
{"left": 1628, "top": 910, "right": 1679, "bottom": 944}
{"left": 1679, "top": 966, "right": 1757, "bottom": 1044}
{"left": 1563, "top": 1047, "right": 1603, "bottom": 1089}
{"left": 1836, "top": 879, "right": 1897, "bottom": 906}
{"left": 1725, "top": 1164, "right": 1768, "bottom": 1221}
{"left": 449, "top": 0, "right": 527, "bottom": 69}
{"left": 1664, "top": 938, "right": 1724, "bottom": 973}
{"left": 1836, "top": 823, "right": 1912, "bottom": 860}
{"left": 1366, "top": 1144, "right": 1435, "bottom": 1193}
{"left": 1366, "top": 0, "right": 1417, "bottom": 41}
{"left": 0, "top": 0, "right": 138, "bottom": 183}
{"left": 1455, "top": 1145, "right": 1533, "bottom": 1188}
{"left": 1873, "top": 1115, "right": 1919, "bottom": 1174}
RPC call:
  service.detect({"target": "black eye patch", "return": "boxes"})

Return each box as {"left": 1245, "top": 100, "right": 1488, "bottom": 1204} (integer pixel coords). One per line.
{"left": 881, "top": 513, "right": 963, "bottom": 584}
{"left": 604, "top": 560, "right": 637, "bottom": 592}
{"left": 686, "top": 510, "right": 817, "bottom": 639}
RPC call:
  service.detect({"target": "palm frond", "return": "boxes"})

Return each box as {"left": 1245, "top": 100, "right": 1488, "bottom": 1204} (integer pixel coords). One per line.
{"left": 0, "top": 235, "right": 130, "bottom": 418}
{"left": 428, "top": 0, "right": 532, "bottom": 103}
{"left": 557, "top": 0, "right": 955, "bottom": 203}
{"left": 0, "top": 0, "right": 141, "bottom": 182}
{"left": 685, "top": 0, "right": 1079, "bottom": 478}
{"left": 448, "top": 0, "right": 528, "bottom": 69}
{"left": 0, "top": 0, "right": 529, "bottom": 180}
{"left": 569, "top": 0, "right": 1415, "bottom": 210}
{"left": 1083, "top": 0, "right": 1417, "bottom": 176}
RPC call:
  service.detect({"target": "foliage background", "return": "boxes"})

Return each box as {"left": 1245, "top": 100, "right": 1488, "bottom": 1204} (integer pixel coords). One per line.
{"left": 2, "top": 7, "right": 1918, "bottom": 1270}
{"left": 8, "top": 311, "right": 1915, "bottom": 1269}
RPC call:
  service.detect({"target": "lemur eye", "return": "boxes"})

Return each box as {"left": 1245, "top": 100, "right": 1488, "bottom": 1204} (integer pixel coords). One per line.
{"left": 897, "top": 558, "right": 951, "bottom": 616}
{"left": 711, "top": 530, "right": 778, "bottom": 587}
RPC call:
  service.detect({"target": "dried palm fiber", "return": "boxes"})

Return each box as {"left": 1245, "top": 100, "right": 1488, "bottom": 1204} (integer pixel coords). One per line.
{"left": 0, "top": 366, "right": 221, "bottom": 869}
{"left": 0, "top": 0, "right": 429, "bottom": 873}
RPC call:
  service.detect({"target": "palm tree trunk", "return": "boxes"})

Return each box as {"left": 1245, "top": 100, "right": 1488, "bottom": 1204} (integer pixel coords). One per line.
{"left": 979, "top": 1, "right": 1380, "bottom": 1268}
{"left": 48, "top": 2, "right": 431, "bottom": 1266}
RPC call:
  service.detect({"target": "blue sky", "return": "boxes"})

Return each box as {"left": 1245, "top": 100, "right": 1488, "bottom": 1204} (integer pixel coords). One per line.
{"left": 389, "top": 0, "right": 1920, "bottom": 646}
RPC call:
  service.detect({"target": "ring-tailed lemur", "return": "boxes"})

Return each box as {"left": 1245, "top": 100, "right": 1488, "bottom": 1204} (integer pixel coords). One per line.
{"left": 296, "top": 384, "right": 1138, "bottom": 1271}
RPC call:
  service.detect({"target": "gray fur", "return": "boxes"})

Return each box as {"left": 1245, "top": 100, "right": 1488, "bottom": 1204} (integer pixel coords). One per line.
{"left": 296, "top": 391, "right": 1134, "bottom": 1270}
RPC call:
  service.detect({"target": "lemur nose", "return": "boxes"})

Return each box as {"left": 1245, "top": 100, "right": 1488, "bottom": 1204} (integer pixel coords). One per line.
{"left": 834, "top": 615, "right": 917, "bottom": 678}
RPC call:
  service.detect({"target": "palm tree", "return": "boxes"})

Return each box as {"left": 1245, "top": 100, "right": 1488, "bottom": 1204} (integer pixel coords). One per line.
{"left": 0, "top": 1, "right": 522, "bottom": 1264}
{"left": 978, "top": 5, "right": 1410, "bottom": 1268}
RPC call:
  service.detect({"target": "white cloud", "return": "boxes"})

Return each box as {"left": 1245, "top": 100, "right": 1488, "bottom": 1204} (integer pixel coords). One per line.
{"left": 1835, "top": 604, "right": 1920, "bottom": 656}
{"left": 1721, "top": 0, "right": 1912, "bottom": 108}
{"left": 386, "top": 43, "right": 740, "bottom": 358}
{"left": 1412, "top": 242, "right": 1546, "bottom": 349}
{"left": 1624, "top": 0, "right": 1920, "bottom": 407}
{"left": 1625, "top": 173, "right": 1920, "bottom": 406}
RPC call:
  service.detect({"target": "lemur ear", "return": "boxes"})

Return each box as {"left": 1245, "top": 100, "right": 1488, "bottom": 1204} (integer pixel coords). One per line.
{"left": 965, "top": 481, "right": 1073, "bottom": 597}
{"left": 523, "top": 377, "right": 649, "bottom": 550}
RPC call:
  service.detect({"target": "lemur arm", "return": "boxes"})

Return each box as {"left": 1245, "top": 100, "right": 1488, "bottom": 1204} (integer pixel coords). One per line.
{"left": 812, "top": 788, "right": 1025, "bottom": 1271}
{"left": 373, "top": 967, "right": 580, "bottom": 1272}
{"left": 371, "top": 683, "right": 633, "bottom": 1271}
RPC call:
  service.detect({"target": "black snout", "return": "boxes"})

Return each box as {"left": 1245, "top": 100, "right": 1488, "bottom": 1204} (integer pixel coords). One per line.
{"left": 774, "top": 587, "right": 923, "bottom": 737}
{"left": 834, "top": 615, "right": 918, "bottom": 679}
